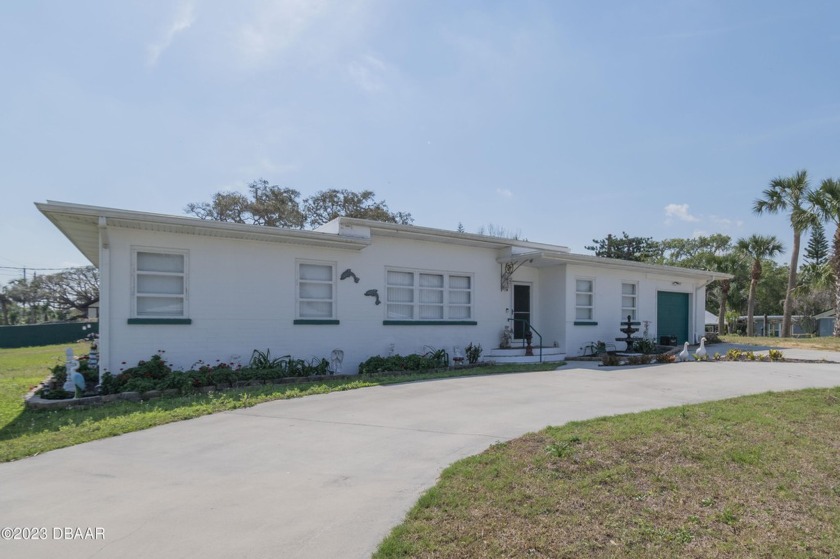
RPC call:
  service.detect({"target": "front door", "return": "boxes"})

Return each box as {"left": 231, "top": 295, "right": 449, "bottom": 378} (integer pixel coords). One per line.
{"left": 657, "top": 291, "right": 689, "bottom": 344}
{"left": 513, "top": 284, "right": 531, "bottom": 339}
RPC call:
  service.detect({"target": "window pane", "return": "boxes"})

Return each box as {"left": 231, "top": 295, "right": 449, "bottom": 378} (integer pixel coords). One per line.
{"left": 449, "top": 306, "right": 471, "bottom": 319}
{"left": 420, "top": 305, "right": 444, "bottom": 319}
{"left": 137, "top": 296, "right": 184, "bottom": 316}
{"left": 576, "top": 307, "right": 592, "bottom": 320}
{"left": 387, "top": 304, "right": 413, "bottom": 319}
{"left": 387, "top": 271, "right": 414, "bottom": 286}
{"left": 300, "top": 301, "right": 332, "bottom": 318}
{"left": 576, "top": 279, "right": 592, "bottom": 293}
{"left": 450, "top": 275, "right": 470, "bottom": 289}
{"left": 138, "top": 274, "right": 183, "bottom": 295}
{"left": 622, "top": 283, "right": 636, "bottom": 295}
{"left": 419, "top": 273, "right": 443, "bottom": 288}
{"left": 300, "top": 264, "right": 332, "bottom": 281}
{"left": 137, "top": 252, "right": 184, "bottom": 273}
{"left": 387, "top": 287, "right": 413, "bottom": 303}
{"left": 449, "top": 290, "right": 470, "bottom": 304}
{"left": 622, "top": 296, "right": 636, "bottom": 308}
{"left": 420, "top": 289, "right": 443, "bottom": 304}
{"left": 576, "top": 293, "right": 592, "bottom": 307}
{"left": 300, "top": 282, "right": 332, "bottom": 300}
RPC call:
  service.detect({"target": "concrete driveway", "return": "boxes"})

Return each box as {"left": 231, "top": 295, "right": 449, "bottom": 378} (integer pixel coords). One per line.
{"left": 1, "top": 354, "right": 839, "bottom": 559}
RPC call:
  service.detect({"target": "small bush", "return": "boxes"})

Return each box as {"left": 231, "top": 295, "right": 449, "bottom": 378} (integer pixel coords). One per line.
{"left": 768, "top": 349, "right": 784, "bottom": 361}
{"left": 635, "top": 338, "right": 657, "bottom": 355}
{"left": 359, "top": 353, "right": 446, "bottom": 374}
{"left": 601, "top": 353, "right": 621, "bottom": 366}
{"left": 726, "top": 348, "right": 743, "bottom": 361}
{"left": 464, "top": 343, "right": 482, "bottom": 364}
{"left": 655, "top": 353, "right": 676, "bottom": 363}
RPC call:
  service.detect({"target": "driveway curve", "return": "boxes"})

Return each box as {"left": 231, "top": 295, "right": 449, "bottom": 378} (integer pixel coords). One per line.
{"left": 1, "top": 356, "right": 839, "bottom": 559}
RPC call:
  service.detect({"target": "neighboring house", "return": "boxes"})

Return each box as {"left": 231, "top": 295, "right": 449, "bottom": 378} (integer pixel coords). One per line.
{"left": 704, "top": 310, "right": 719, "bottom": 333}
{"left": 736, "top": 315, "right": 807, "bottom": 337}
{"left": 815, "top": 309, "right": 835, "bottom": 337}
{"left": 38, "top": 201, "right": 731, "bottom": 377}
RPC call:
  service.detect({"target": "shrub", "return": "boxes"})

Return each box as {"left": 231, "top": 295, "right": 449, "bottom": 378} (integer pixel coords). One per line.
{"left": 655, "top": 353, "right": 676, "bottom": 363}
{"left": 768, "top": 349, "right": 784, "bottom": 362}
{"left": 726, "top": 348, "right": 743, "bottom": 361}
{"left": 465, "top": 343, "right": 482, "bottom": 364}
{"left": 423, "top": 344, "right": 450, "bottom": 367}
{"left": 634, "top": 338, "right": 657, "bottom": 355}
{"left": 601, "top": 353, "right": 621, "bottom": 366}
{"left": 121, "top": 354, "right": 172, "bottom": 380}
{"left": 39, "top": 387, "right": 72, "bottom": 400}
{"left": 358, "top": 353, "right": 445, "bottom": 375}
{"left": 121, "top": 377, "right": 158, "bottom": 394}
{"left": 249, "top": 349, "right": 289, "bottom": 369}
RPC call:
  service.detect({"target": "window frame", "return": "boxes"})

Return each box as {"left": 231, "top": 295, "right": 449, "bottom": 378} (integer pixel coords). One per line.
{"left": 621, "top": 281, "right": 638, "bottom": 322}
{"left": 131, "top": 247, "right": 189, "bottom": 320}
{"left": 295, "top": 260, "right": 337, "bottom": 322}
{"left": 384, "top": 268, "right": 475, "bottom": 323}
{"left": 574, "top": 277, "right": 595, "bottom": 322}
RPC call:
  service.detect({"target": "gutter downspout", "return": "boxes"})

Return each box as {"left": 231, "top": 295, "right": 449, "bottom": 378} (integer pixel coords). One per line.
{"left": 98, "top": 216, "right": 109, "bottom": 385}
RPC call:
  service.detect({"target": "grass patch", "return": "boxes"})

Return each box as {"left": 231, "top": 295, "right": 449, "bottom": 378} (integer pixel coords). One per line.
{"left": 720, "top": 334, "right": 840, "bottom": 352}
{"left": 0, "top": 344, "right": 562, "bottom": 463}
{"left": 375, "top": 388, "right": 840, "bottom": 558}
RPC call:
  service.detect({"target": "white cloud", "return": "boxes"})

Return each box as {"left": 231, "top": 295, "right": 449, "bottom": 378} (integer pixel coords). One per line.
{"left": 664, "top": 203, "right": 699, "bottom": 223}
{"left": 147, "top": 1, "right": 196, "bottom": 67}
{"left": 347, "top": 54, "right": 387, "bottom": 93}
{"left": 496, "top": 188, "right": 513, "bottom": 198}
{"left": 709, "top": 215, "right": 744, "bottom": 230}
{"left": 234, "top": 0, "right": 328, "bottom": 67}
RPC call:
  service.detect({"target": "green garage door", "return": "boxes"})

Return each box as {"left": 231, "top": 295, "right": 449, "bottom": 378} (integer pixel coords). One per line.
{"left": 658, "top": 291, "right": 689, "bottom": 344}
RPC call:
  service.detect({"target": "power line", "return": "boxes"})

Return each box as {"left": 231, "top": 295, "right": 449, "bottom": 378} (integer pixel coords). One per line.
{"left": 0, "top": 266, "right": 81, "bottom": 271}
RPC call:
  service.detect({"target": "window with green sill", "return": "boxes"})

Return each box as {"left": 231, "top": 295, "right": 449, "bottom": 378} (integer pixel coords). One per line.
{"left": 385, "top": 269, "right": 472, "bottom": 322}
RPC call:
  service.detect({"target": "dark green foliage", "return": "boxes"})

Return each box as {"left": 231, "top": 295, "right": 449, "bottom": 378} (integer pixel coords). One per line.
{"left": 87, "top": 350, "right": 331, "bottom": 396}
{"left": 633, "top": 338, "right": 657, "bottom": 354}
{"left": 585, "top": 232, "right": 661, "bottom": 262}
{"left": 185, "top": 179, "right": 413, "bottom": 230}
{"left": 805, "top": 221, "right": 829, "bottom": 267}
{"left": 465, "top": 343, "right": 482, "bottom": 364}
{"left": 249, "top": 349, "right": 288, "bottom": 369}
{"left": 359, "top": 353, "right": 449, "bottom": 374}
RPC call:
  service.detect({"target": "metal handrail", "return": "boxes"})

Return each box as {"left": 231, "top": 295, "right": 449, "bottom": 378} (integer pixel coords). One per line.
{"left": 507, "top": 318, "right": 543, "bottom": 363}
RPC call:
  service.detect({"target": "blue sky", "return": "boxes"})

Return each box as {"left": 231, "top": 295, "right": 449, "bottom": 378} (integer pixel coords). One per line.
{"left": 2, "top": 0, "right": 839, "bottom": 286}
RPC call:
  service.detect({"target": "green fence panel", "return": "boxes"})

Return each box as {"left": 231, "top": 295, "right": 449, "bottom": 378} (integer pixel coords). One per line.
{"left": 0, "top": 322, "right": 98, "bottom": 349}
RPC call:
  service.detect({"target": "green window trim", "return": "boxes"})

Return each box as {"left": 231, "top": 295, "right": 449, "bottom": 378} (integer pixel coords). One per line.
{"left": 383, "top": 320, "right": 477, "bottom": 326}
{"left": 293, "top": 319, "right": 340, "bottom": 325}
{"left": 127, "top": 318, "right": 192, "bottom": 325}
{"left": 573, "top": 321, "right": 598, "bottom": 326}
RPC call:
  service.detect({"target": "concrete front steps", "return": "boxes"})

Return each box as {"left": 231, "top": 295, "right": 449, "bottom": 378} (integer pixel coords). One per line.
{"left": 485, "top": 346, "right": 566, "bottom": 364}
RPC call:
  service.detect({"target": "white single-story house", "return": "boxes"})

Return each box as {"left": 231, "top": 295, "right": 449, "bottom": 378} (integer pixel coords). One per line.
{"left": 38, "top": 201, "right": 731, "bottom": 377}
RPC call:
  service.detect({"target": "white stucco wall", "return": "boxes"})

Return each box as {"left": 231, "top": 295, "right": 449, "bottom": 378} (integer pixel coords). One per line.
{"left": 560, "top": 264, "right": 707, "bottom": 355}
{"left": 101, "top": 227, "right": 518, "bottom": 374}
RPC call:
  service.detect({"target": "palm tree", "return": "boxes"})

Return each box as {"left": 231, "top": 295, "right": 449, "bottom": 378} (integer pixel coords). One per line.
{"left": 806, "top": 178, "right": 840, "bottom": 336}
{"left": 753, "top": 170, "right": 812, "bottom": 337}
{"left": 735, "top": 234, "right": 784, "bottom": 336}
{"left": 709, "top": 253, "right": 743, "bottom": 334}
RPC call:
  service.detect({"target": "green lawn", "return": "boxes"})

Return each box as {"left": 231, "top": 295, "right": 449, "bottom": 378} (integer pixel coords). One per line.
{"left": 720, "top": 334, "right": 840, "bottom": 351}
{"left": 0, "top": 343, "right": 562, "bottom": 463}
{"left": 375, "top": 388, "right": 840, "bottom": 558}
